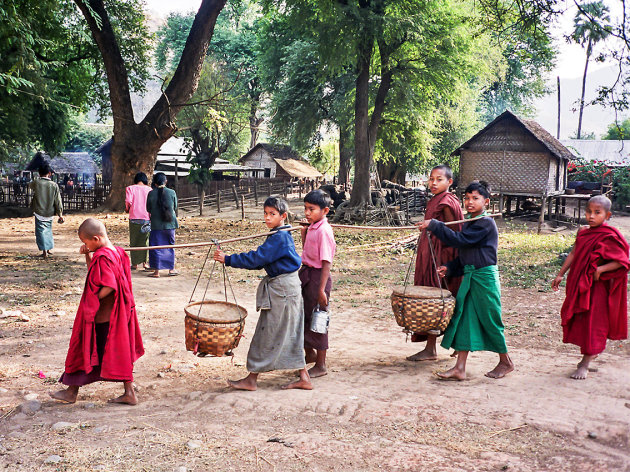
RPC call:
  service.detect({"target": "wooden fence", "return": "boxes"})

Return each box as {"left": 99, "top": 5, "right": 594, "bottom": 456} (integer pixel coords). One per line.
{"left": 178, "top": 179, "right": 290, "bottom": 214}
{"left": 0, "top": 179, "right": 111, "bottom": 211}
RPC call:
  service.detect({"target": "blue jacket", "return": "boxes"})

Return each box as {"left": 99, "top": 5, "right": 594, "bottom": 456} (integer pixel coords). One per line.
{"left": 225, "top": 227, "right": 301, "bottom": 277}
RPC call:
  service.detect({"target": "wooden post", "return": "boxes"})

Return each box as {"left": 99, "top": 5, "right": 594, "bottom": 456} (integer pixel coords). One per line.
{"left": 554, "top": 197, "right": 560, "bottom": 223}
{"left": 241, "top": 195, "right": 245, "bottom": 220}
{"left": 217, "top": 191, "right": 221, "bottom": 213}
{"left": 253, "top": 181, "right": 258, "bottom": 206}
{"left": 283, "top": 181, "right": 288, "bottom": 197}
{"left": 232, "top": 184, "right": 240, "bottom": 208}
{"left": 267, "top": 181, "right": 272, "bottom": 197}
{"left": 174, "top": 159, "right": 179, "bottom": 194}
{"left": 556, "top": 76, "right": 561, "bottom": 139}
{"left": 537, "top": 193, "right": 547, "bottom": 234}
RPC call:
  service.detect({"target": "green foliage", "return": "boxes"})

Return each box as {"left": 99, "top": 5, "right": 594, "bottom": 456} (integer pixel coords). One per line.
{"left": 177, "top": 61, "right": 250, "bottom": 187}
{"left": 64, "top": 114, "right": 112, "bottom": 163}
{"left": 602, "top": 118, "right": 630, "bottom": 140}
{"left": 498, "top": 226, "right": 574, "bottom": 291}
{"left": 0, "top": 0, "right": 152, "bottom": 161}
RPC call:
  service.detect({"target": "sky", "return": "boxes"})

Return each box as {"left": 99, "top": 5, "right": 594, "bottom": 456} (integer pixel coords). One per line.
{"left": 143, "top": 0, "right": 627, "bottom": 138}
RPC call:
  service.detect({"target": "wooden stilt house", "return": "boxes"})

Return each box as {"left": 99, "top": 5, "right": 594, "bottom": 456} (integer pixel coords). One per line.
{"left": 452, "top": 110, "right": 575, "bottom": 229}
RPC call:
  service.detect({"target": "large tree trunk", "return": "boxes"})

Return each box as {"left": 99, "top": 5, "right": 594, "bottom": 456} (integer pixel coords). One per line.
{"left": 75, "top": 0, "right": 227, "bottom": 209}
{"left": 349, "top": 35, "right": 393, "bottom": 207}
{"left": 349, "top": 36, "right": 373, "bottom": 207}
{"left": 577, "top": 37, "right": 592, "bottom": 140}
{"left": 338, "top": 124, "right": 352, "bottom": 186}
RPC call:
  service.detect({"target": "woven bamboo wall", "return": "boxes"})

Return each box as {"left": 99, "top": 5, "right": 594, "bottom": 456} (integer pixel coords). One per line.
{"left": 459, "top": 150, "right": 553, "bottom": 195}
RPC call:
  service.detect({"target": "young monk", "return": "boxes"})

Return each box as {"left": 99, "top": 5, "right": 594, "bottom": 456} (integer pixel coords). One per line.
{"left": 214, "top": 197, "right": 311, "bottom": 391}
{"left": 408, "top": 165, "right": 463, "bottom": 362}
{"left": 419, "top": 181, "right": 514, "bottom": 380}
{"left": 300, "top": 190, "right": 336, "bottom": 378}
{"left": 50, "top": 218, "right": 144, "bottom": 405}
{"left": 552, "top": 195, "right": 629, "bottom": 379}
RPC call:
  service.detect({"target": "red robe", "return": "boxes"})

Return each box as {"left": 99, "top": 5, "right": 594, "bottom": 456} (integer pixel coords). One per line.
{"left": 64, "top": 246, "right": 144, "bottom": 380}
{"left": 414, "top": 191, "right": 463, "bottom": 293}
{"left": 561, "top": 224, "right": 630, "bottom": 355}
{"left": 411, "top": 191, "right": 463, "bottom": 341}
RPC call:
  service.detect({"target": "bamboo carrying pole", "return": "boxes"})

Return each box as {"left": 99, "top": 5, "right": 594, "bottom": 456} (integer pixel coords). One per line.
{"left": 124, "top": 213, "right": 502, "bottom": 252}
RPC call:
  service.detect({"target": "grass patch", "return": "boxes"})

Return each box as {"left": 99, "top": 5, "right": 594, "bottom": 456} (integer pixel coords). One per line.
{"left": 498, "top": 230, "right": 575, "bottom": 290}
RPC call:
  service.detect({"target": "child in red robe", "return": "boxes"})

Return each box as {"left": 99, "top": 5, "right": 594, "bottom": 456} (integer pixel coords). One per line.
{"left": 552, "top": 196, "right": 629, "bottom": 379}
{"left": 50, "top": 218, "right": 144, "bottom": 404}
{"left": 408, "top": 165, "right": 463, "bottom": 362}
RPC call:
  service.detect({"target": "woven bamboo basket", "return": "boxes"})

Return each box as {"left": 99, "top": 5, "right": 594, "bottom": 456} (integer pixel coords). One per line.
{"left": 390, "top": 285, "right": 456, "bottom": 333}
{"left": 184, "top": 300, "right": 247, "bottom": 356}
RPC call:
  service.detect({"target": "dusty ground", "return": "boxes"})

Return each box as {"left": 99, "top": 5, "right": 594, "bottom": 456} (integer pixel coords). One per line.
{"left": 0, "top": 202, "right": 629, "bottom": 471}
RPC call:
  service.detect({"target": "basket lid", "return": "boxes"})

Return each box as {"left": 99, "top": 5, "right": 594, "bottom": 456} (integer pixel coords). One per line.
{"left": 185, "top": 300, "right": 247, "bottom": 323}
{"left": 391, "top": 285, "right": 452, "bottom": 299}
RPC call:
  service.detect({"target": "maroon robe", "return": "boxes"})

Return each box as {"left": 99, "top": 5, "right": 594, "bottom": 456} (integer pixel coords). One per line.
{"left": 63, "top": 246, "right": 144, "bottom": 381}
{"left": 411, "top": 191, "right": 463, "bottom": 341}
{"left": 561, "top": 224, "right": 629, "bottom": 355}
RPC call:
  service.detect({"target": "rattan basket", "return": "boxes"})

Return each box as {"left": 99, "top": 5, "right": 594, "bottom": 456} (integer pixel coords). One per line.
{"left": 184, "top": 300, "right": 247, "bottom": 356}
{"left": 390, "top": 285, "right": 456, "bottom": 333}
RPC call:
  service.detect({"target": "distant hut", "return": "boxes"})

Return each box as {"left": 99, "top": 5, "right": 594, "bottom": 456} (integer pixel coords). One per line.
{"left": 26, "top": 151, "right": 100, "bottom": 183}
{"left": 452, "top": 110, "right": 575, "bottom": 226}
{"left": 239, "top": 143, "right": 322, "bottom": 182}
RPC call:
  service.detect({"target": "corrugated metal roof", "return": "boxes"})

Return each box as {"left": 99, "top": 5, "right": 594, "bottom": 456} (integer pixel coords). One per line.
{"left": 560, "top": 139, "right": 630, "bottom": 166}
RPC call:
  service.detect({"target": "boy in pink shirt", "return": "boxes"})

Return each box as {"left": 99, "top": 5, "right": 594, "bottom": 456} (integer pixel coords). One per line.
{"left": 300, "top": 189, "right": 336, "bottom": 378}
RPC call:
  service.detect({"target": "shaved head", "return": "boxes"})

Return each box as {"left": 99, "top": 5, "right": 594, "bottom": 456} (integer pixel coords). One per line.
{"left": 587, "top": 195, "right": 612, "bottom": 212}
{"left": 78, "top": 218, "right": 107, "bottom": 238}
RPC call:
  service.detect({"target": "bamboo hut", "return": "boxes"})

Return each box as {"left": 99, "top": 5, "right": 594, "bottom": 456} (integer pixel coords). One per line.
{"left": 452, "top": 110, "right": 575, "bottom": 230}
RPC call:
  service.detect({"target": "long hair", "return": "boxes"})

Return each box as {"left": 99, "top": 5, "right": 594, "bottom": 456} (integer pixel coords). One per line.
{"left": 152, "top": 172, "right": 172, "bottom": 222}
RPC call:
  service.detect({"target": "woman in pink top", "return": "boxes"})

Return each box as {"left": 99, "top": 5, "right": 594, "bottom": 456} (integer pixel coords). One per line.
{"left": 125, "top": 172, "right": 152, "bottom": 270}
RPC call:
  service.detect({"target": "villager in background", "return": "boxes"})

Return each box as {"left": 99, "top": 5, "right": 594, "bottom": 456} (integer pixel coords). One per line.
{"left": 29, "top": 164, "right": 64, "bottom": 259}
{"left": 125, "top": 172, "right": 152, "bottom": 270}
{"left": 146, "top": 172, "right": 179, "bottom": 278}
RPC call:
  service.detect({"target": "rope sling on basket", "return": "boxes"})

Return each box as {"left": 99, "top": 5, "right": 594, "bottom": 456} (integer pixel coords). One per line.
{"left": 390, "top": 228, "right": 456, "bottom": 334}
{"left": 184, "top": 240, "right": 247, "bottom": 357}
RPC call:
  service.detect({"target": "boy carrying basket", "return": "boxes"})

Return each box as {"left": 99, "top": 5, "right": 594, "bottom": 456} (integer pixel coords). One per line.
{"left": 50, "top": 218, "right": 144, "bottom": 405}
{"left": 552, "top": 195, "right": 629, "bottom": 379}
{"left": 214, "top": 197, "right": 311, "bottom": 390}
{"left": 409, "top": 165, "right": 463, "bottom": 361}
{"left": 419, "top": 181, "right": 514, "bottom": 380}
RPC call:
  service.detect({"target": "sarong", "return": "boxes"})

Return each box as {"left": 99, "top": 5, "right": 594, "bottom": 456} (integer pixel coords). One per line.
{"left": 148, "top": 229, "right": 175, "bottom": 270}
{"left": 441, "top": 265, "right": 507, "bottom": 353}
{"left": 35, "top": 218, "right": 54, "bottom": 251}
{"left": 129, "top": 220, "right": 149, "bottom": 266}
{"left": 59, "top": 323, "right": 123, "bottom": 385}
{"left": 299, "top": 265, "right": 332, "bottom": 351}
{"left": 247, "top": 271, "right": 306, "bottom": 373}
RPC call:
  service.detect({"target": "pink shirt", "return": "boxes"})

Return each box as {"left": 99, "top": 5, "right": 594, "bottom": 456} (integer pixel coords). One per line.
{"left": 302, "top": 217, "right": 336, "bottom": 268}
{"left": 125, "top": 184, "right": 152, "bottom": 220}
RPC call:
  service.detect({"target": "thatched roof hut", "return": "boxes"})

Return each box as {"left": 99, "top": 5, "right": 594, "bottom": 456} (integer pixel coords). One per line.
{"left": 239, "top": 143, "right": 322, "bottom": 179}
{"left": 26, "top": 151, "right": 100, "bottom": 176}
{"left": 453, "top": 110, "right": 575, "bottom": 199}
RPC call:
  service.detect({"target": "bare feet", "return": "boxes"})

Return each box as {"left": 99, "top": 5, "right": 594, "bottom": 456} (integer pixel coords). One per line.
{"left": 49, "top": 387, "right": 78, "bottom": 404}
{"left": 228, "top": 374, "right": 258, "bottom": 391}
{"left": 107, "top": 392, "right": 138, "bottom": 405}
{"left": 148, "top": 271, "right": 160, "bottom": 278}
{"left": 282, "top": 369, "right": 313, "bottom": 390}
{"left": 308, "top": 364, "right": 327, "bottom": 378}
{"left": 485, "top": 354, "right": 514, "bottom": 379}
{"left": 570, "top": 355, "right": 596, "bottom": 380}
{"left": 406, "top": 348, "right": 437, "bottom": 362}
{"left": 436, "top": 366, "right": 466, "bottom": 381}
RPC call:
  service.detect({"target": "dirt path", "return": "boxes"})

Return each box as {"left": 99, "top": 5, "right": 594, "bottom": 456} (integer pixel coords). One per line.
{"left": 0, "top": 212, "right": 629, "bottom": 471}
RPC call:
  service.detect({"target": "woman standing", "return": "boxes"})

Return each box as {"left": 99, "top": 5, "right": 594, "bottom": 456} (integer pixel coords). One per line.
{"left": 125, "top": 172, "right": 152, "bottom": 270}
{"left": 146, "top": 172, "right": 179, "bottom": 277}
